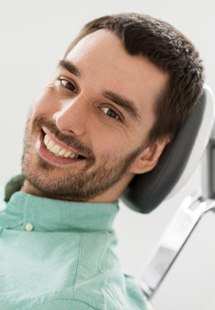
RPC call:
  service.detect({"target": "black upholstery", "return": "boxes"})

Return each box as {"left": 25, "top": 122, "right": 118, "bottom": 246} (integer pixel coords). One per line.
{"left": 121, "top": 92, "right": 206, "bottom": 213}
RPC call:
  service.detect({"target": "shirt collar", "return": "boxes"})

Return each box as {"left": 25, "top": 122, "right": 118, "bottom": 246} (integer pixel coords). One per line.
{"left": 1, "top": 176, "right": 119, "bottom": 232}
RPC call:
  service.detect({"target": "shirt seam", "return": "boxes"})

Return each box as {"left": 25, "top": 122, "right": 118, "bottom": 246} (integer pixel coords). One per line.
{"left": 29, "top": 297, "right": 101, "bottom": 310}
{"left": 72, "top": 236, "right": 104, "bottom": 309}
{"left": 73, "top": 234, "right": 83, "bottom": 296}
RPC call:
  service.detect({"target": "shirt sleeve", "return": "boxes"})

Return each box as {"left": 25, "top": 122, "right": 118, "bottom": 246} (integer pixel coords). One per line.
{"left": 31, "top": 299, "right": 98, "bottom": 310}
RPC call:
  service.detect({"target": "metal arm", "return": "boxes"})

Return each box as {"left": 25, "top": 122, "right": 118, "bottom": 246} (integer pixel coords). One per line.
{"left": 139, "top": 196, "right": 215, "bottom": 299}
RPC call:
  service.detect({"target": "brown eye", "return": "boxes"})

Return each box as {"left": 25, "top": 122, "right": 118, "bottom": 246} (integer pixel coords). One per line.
{"left": 101, "top": 107, "right": 122, "bottom": 121}
{"left": 59, "top": 78, "right": 77, "bottom": 93}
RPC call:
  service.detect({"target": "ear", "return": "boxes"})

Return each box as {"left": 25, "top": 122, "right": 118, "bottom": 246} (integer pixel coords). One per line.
{"left": 130, "top": 137, "right": 171, "bottom": 175}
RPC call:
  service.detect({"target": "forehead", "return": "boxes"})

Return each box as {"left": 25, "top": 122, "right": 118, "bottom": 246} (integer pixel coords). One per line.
{"left": 65, "top": 29, "right": 168, "bottom": 121}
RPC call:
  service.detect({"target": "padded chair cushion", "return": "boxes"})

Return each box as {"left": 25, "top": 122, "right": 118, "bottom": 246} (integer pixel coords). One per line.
{"left": 121, "top": 89, "right": 211, "bottom": 213}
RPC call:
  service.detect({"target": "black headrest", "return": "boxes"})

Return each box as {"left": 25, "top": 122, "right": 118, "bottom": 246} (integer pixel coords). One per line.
{"left": 121, "top": 88, "right": 213, "bottom": 213}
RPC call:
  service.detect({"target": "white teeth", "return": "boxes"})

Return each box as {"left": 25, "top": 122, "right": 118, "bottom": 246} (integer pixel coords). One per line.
{"left": 43, "top": 134, "right": 77, "bottom": 159}
{"left": 64, "top": 151, "right": 71, "bottom": 158}
{"left": 44, "top": 135, "right": 49, "bottom": 146}
{"left": 58, "top": 149, "right": 67, "bottom": 157}
{"left": 70, "top": 153, "right": 76, "bottom": 159}
{"left": 52, "top": 145, "right": 61, "bottom": 153}
{"left": 47, "top": 140, "right": 54, "bottom": 149}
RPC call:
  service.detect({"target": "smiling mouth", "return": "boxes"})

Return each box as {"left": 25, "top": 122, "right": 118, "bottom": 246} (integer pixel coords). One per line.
{"left": 43, "top": 130, "right": 86, "bottom": 160}
{"left": 35, "top": 127, "right": 87, "bottom": 166}
{"left": 43, "top": 133, "right": 83, "bottom": 159}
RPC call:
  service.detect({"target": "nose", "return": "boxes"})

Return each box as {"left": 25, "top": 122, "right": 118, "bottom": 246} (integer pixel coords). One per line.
{"left": 53, "top": 97, "right": 88, "bottom": 136}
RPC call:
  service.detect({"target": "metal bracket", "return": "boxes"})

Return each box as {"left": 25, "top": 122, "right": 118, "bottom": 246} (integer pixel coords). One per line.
{"left": 139, "top": 196, "right": 215, "bottom": 299}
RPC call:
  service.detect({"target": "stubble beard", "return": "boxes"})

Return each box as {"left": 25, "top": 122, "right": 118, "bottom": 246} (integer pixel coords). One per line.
{"left": 21, "top": 115, "right": 144, "bottom": 201}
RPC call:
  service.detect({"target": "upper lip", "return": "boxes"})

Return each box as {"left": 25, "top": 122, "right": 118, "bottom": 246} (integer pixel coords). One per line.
{"left": 41, "top": 126, "right": 86, "bottom": 159}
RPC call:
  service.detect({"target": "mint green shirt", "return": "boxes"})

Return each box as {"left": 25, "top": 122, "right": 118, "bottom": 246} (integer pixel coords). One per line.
{"left": 0, "top": 176, "right": 147, "bottom": 310}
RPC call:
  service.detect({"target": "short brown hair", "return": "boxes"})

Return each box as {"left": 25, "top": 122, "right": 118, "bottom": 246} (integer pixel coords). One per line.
{"left": 64, "top": 13, "right": 204, "bottom": 142}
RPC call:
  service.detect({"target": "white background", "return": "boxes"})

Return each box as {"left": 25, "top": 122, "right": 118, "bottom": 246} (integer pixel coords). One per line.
{"left": 0, "top": 1, "right": 215, "bottom": 309}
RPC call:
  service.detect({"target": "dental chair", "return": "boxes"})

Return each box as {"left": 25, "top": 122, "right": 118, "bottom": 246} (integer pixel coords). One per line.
{"left": 121, "top": 85, "right": 215, "bottom": 309}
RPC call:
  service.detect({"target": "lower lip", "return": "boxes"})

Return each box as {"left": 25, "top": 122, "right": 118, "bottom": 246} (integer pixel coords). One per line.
{"left": 35, "top": 132, "right": 84, "bottom": 167}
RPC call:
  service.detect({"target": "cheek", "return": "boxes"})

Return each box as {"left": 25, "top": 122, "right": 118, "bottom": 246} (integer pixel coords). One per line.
{"left": 90, "top": 130, "right": 129, "bottom": 158}
{"left": 92, "top": 125, "right": 149, "bottom": 162}
{"left": 88, "top": 118, "right": 143, "bottom": 158}
{"left": 31, "top": 86, "right": 57, "bottom": 117}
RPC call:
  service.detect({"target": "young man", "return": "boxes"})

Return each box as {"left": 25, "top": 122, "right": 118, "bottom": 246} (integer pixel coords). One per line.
{"left": 0, "top": 13, "right": 203, "bottom": 310}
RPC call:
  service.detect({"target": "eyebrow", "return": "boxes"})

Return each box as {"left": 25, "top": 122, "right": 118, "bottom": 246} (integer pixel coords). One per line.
{"left": 58, "top": 59, "right": 81, "bottom": 77}
{"left": 103, "top": 91, "right": 141, "bottom": 121}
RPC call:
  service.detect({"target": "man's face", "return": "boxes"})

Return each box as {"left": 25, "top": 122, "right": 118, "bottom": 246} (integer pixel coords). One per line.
{"left": 22, "top": 30, "right": 168, "bottom": 202}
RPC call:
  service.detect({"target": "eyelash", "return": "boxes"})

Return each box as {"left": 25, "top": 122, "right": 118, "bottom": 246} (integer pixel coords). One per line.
{"left": 100, "top": 107, "right": 123, "bottom": 122}
{"left": 57, "top": 76, "right": 123, "bottom": 123}
{"left": 58, "top": 77, "right": 78, "bottom": 93}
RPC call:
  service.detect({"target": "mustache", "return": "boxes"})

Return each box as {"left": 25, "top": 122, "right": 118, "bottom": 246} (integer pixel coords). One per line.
{"left": 33, "top": 116, "right": 95, "bottom": 161}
